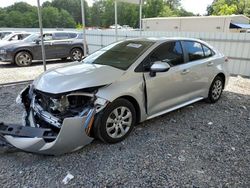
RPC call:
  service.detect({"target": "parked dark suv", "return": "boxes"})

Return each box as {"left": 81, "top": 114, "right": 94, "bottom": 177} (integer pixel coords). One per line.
{"left": 0, "top": 31, "right": 86, "bottom": 66}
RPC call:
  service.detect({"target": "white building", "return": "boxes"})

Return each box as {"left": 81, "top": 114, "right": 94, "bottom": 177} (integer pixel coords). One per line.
{"left": 142, "top": 15, "right": 250, "bottom": 33}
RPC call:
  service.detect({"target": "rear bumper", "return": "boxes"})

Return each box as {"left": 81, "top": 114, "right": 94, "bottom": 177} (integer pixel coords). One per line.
{"left": 0, "top": 109, "right": 95, "bottom": 155}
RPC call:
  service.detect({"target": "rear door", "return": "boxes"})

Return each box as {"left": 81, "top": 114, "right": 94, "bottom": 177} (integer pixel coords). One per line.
{"left": 51, "top": 33, "right": 72, "bottom": 57}
{"left": 181, "top": 41, "right": 213, "bottom": 99}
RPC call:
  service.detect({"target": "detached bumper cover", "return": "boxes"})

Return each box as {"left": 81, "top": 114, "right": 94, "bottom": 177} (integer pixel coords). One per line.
{"left": 0, "top": 109, "right": 96, "bottom": 155}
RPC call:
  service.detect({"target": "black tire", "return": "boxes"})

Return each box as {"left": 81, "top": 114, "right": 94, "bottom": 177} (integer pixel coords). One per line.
{"left": 61, "top": 57, "right": 68, "bottom": 61}
{"left": 206, "top": 76, "right": 224, "bottom": 103}
{"left": 15, "top": 51, "right": 32, "bottom": 67}
{"left": 93, "top": 98, "right": 136, "bottom": 143}
{"left": 70, "top": 48, "right": 83, "bottom": 61}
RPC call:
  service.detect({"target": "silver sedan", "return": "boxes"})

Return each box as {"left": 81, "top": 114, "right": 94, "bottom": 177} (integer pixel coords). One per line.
{"left": 0, "top": 37, "right": 229, "bottom": 155}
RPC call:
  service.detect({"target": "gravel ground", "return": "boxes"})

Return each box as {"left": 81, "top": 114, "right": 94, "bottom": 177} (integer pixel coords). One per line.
{"left": 0, "top": 76, "right": 249, "bottom": 187}
{"left": 0, "top": 60, "right": 71, "bottom": 84}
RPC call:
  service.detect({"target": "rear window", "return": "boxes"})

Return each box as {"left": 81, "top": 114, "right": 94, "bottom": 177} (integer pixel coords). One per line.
{"left": 77, "top": 33, "right": 83, "bottom": 39}
{"left": 183, "top": 41, "right": 204, "bottom": 61}
{"left": 202, "top": 45, "right": 214, "bottom": 58}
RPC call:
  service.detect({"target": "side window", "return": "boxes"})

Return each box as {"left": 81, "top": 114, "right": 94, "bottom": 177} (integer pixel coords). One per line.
{"left": 77, "top": 33, "right": 83, "bottom": 39}
{"left": 43, "top": 33, "right": 53, "bottom": 41}
{"left": 69, "top": 33, "right": 77, "bottom": 38}
{"left": 10, "top": 35, "right": 18, "bottom": 41}
{"left": 22, "top": 34, "right": 30, "bottom": 39}
{"left": 183, "top": 41, "right": 204, "bottom": 61}
{"left": 53, "top": 33, "right": 69, "bottom": 40}
{"left": 202, "top": 45, "right": 214, "bottom": 58}
{"left": 150, "top": 41, "right": 184, "bottom": 66}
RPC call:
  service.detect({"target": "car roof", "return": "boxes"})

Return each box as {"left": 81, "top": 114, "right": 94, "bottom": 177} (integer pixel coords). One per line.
{"left": 127, "top": 37, "right": 205, "bottom": 43}
{"left": 44, "top": 31, "right": 77, "bottom": 34}
{"left": 8, "top": 32, "right": 31, "bottom": 35}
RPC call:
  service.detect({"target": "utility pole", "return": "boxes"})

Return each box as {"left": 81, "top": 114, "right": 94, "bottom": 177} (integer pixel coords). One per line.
{"left": 115, "top": 0, "right": 118, "bottom": 41}
{"left": 139, "top": 0, "right": 143, "bottom": 36}
{"left": 81, "top": 0, "right": 88, "bottom": 57}
{"left": 37, "top": 0, "right": 46, "bottom": 71}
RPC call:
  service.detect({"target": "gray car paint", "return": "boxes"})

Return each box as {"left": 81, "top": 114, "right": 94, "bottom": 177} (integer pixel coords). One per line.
{"left": 0, "top": 32, "right": 85, "bottom": 62}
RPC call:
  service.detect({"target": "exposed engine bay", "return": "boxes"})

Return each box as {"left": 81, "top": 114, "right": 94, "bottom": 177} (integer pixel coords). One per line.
{"left": 0, "top": 84, "right": 109, "bottom": 155}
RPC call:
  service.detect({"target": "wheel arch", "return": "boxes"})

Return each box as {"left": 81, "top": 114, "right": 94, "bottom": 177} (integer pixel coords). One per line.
{"left": 14, "top": 49, "right": 33, "bottom": 60}
{"left": 215, "top": 72, "right": 226, "bottom": 89}
{"left": 117, "top": 95, "right": 141, "bottom": 124}
{"left": 70, "top": 46, "right": 84, "bottom": 54}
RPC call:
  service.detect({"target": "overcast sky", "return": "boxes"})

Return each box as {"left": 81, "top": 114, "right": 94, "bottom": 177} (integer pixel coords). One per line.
{"left": 0, "top": 0, "right": 214, "bottom": 15}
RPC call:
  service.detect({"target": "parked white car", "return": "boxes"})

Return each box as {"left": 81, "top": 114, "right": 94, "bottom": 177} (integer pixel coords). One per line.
{"left": 0, "top": 37, "right": 229, "bottom": 155}
{"left": 109, "top": 24, "right": 122, "bottom": 29}
{"left": 0, "top": 32, "right": 31, "bottom": 47}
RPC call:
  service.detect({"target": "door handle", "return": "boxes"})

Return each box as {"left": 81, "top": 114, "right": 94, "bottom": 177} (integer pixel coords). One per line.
{"left": 207, "top": 62, "right": 214, "bottom": 66}
{"left": 181, "top": 69, "right": 190, "bottom": 75}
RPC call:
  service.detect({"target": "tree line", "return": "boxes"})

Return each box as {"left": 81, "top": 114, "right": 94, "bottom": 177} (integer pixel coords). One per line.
{"left": 0, "top": 0, "right": 192, "bottom": 28}
{"left": 207, "top": 0, "right": 250, "bottom": 16}
{"left": 0, "top": 0, "right": 249, "bottom": 28}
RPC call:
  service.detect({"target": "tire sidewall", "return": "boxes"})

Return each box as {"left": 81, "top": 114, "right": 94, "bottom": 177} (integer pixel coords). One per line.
{"left": 15, "top": 51, "right": 32, "bottom": 67}
{"left": 71, "top": 48, "right": 83, "bottom": 61}
{"left": 94, "top": 98, "right": 136, "bottom": 143}
{"left": 207, "top": 76, "right": 224, "bottom": 103}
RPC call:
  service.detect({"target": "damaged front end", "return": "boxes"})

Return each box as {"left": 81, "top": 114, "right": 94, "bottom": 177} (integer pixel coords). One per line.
{"left": 0, "top": 85, "right": 108, "bottom": 155}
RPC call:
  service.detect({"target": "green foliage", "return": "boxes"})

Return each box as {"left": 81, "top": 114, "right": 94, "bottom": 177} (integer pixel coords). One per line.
{"left": 0, "top": 2, "right": 76, "bottom": 28}
{"left": 0, "top": 0, "right": 194, "bottom": 28}
{"left": 51, "top": 0, "right": 91, "bottom": 26}
{"left": 207, "top": 0, "right": 250, "bottom": 16}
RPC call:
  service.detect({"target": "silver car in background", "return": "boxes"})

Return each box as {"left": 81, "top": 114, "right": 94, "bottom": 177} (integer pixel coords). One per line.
{"left": 0, "top": 37, "right": 229, "bottom": 155}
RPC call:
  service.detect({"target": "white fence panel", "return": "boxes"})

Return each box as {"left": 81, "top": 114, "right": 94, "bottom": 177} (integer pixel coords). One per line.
{"left": 1, "top": 28, "right": 249, "bottom": 76}
{"left": 85, "top": 30, "right": 250, "bottom": 77}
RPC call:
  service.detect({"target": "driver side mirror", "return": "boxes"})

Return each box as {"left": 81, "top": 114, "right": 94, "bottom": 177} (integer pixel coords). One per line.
{"left": 150, "top": 61, "right": 171, "bottom": 77}
{"left": 34, "top": 39, "right": 41, "bottom": 44}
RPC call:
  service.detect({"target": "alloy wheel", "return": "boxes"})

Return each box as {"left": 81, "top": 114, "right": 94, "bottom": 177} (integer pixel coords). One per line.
{"left": 106, "top": 106, "right": 132, "bottom": 139}
{"left": 72, "top": 49, "right": 82, "bottom": 61}
{"left": 16, "top": 53, "right": 32, "bottom": 66}
{"left": 212, "top": 80, "right": 223, "bottom": 100}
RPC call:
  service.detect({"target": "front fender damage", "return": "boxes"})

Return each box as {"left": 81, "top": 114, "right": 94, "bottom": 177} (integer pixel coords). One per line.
{"left": 0, "top": 85, "right": 109, "bottom": 155}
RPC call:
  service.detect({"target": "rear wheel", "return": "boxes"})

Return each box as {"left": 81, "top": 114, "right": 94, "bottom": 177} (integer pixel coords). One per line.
{"left": 61, "top": 57, "right": 68, "bottom": 61}
{"left": 94, "top": 98, "right": 136, "bottom": 143}
{"left": 70, "top": 48, "right": 83, "bottom": 61}
{"left": 15, "top": 51, "right": 32, "bottom": 67}
{"left": 206, "top": 76, "right": 224, "bottom": 103}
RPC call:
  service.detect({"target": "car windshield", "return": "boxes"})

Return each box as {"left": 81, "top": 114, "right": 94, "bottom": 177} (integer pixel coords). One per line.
{"left": 84, "top": 40, "right": 154, "bottom": 70}
{"left": 2, "top": 34, "right": 13, "bottom": 41}
{"left": 2, "top": 33, "right": 30, "bottom": 41}
{"left": 24, "top": 33, "right": 39, "bottom": 42}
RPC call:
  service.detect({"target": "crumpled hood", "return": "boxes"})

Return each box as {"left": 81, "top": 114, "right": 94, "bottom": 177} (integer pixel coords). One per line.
{"left": 34, "top": 62, "right": 125, "bottom": 94}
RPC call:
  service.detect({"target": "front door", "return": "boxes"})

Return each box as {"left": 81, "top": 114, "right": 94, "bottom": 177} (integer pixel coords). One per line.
{"left": 143, "top": 41, "right": 189, "bottom": 116}
{"left": 33, "top": 33, "right": 55, "bottom": 60}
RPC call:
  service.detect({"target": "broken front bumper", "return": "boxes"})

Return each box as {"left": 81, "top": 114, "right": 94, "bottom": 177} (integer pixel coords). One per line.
{"left": 0, "top": 109, "right": 95, "bottom": 155}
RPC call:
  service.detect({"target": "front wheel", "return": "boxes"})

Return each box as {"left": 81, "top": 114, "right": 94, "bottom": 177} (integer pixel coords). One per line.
{"left": 15, "top": 51, "right": 32, "bottom": 67}
{"left": 206, "top": 76, "right": 224, "bottom": 103}
{"left": 94, "top": 98, "right": 136, "bottom": 143}
{"left": 70, "top": 48, "right": 83, "bottom": 61}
